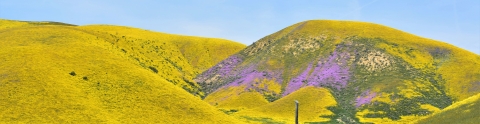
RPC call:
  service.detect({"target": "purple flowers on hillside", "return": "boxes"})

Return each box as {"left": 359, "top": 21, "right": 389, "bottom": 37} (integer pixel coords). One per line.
{"left": 225, "top": 65, "right": 283, "bottom": 91}
{"left": 195, "top": 55, "right": 242, "bottom": 83}
{"left": 217, "top": 56, "right": 243, "bottom": 76}
{"left": 226, "top": 65, "right": 263, "bottom": 87}
{"left": 283, "top": 50, "right": 351, "bottom": 96}
{"left": 284, "top": 64, "right": 311, "bottom": 95}
{"left": 307, "top": 51, "right": 350, "bottom": 88}
{"left": 355, "top": 90, "right": 377, "bottom": 107}
{"left": 196, "top": 54, "right": 284, "bottom": 95}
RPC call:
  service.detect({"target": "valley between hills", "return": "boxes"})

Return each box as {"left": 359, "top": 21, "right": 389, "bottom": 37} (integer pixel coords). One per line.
{"left": 0, "top": 18, "right": 479, "bottom": 124}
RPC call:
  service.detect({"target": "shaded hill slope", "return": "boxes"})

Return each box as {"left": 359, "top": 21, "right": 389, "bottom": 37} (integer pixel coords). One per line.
{"left": 1, "top": 18, "right": 246, "bottom": 97}
{"left": 76, "top": 25, "right": 245, "bottom": 97}
{"left": 196, "top": 20, "right": 480, "bottom": 123}
{"left": 415, "top": 93, "right": 480, "bottom": 124}
{"left": 78, "top": 25, "right": 245, "bottom": 73}
{"left": 0, "top": 19, "right": 243, "bottom": 123}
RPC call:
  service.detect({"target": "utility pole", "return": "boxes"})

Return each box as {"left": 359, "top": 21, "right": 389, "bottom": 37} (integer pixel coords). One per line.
{"left": 295, "top": 100, "right": 299, "bottom": 124}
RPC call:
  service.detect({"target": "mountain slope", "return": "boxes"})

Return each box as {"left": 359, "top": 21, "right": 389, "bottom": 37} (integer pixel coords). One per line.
{"left": 0, "top": 19, "right": 243, "bottom": 123}
{"left": 77, "top": 25, "right": 245, "bottom": 97}
{"left": 1, "top": 18, "right": 246, "bottom": 97}
{"left": 415, "top": 93, "right": 480, "bottom": 124}
{"left": 196, "top": 20, "right": 480, "bottom": 123}
{"left": 78, "top": 25, "right": 245, "bottom": 73}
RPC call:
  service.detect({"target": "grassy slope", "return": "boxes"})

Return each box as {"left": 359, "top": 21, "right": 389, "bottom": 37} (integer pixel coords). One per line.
{"left": 343, "top": 21, "right": 478, "bottom": 100}
{"left": 0, "top": 19, "right": 242, "bottom": 123}
{"left": 234, "top": 86, "right": 337, "bottom": 124}
{"left": 170, "top": 36, "right": 246, "bottom": 72}
{"left": 248, "top": 20, "right": 480, "bottom": 100}
{"left": 196, "top": 20, "right": 480, "bottom": 123}
{"left": 0, "top": 19, "right": 30, "bottom": 29}
{"left": 1, "top": 19, "right": 246, "bottom": 97}
{"left": 415, "top": 93, "right": 480, "bottom": 124}
{"left": 0, "top": 18, "right": 76, "bottom": 29}
{"left": 78, "top": 25, "right": 245, "bottom": 97}
{"left": 207, "top": 87, "right": 270, "bottom": 110}
{"left": 78, "top": 25, "right": 245, "bottom": 73}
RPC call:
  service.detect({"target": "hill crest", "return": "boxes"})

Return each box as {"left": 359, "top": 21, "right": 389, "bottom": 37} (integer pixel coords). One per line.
{"left": 196, "top": 20, "right": 480, "bottom": 123}
{"left": 0, "top": 18, "right": 245, "bottom": 123}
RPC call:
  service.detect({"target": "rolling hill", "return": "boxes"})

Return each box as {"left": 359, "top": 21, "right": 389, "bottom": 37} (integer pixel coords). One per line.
{"left": 195, "top": 20, "right": 480, "bottom": 123}
{"left": 233, "top": 86, "right": 337, "bottom": 123}
{"left": 1, "top": 18, "right": 246, "bottom": 97}
{"left": 415, "top": 93, "right": 480, "bottom": 124}
{"left": 0, "top": 19, "right": 245, "bottom": 123}
{"left": 2, "top": 18, "right": 479, "bottom": 123}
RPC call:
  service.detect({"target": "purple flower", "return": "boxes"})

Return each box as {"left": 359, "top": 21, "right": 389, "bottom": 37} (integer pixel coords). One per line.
{"left": 355, "top": 90, "right": 377, "bottom": 107}
{"left": 284, "top": 50, "right": 351, "bottom": 95}
{"left": 283, "top": 64, "right": 311, "bottom": 96}
{"left": 220, "top": 65, "right": 283, "bottom": 93}
{"left": 195, "top": 55, "right": 243, "bottom": 83}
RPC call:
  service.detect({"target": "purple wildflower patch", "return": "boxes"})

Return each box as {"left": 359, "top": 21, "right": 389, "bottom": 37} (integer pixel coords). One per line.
{"left": 283, "top": 64, "right": 311, "bottom": 96}
{"left": 195, "top": 55, "right": 242, "bottom": 83}
{"left": 227, "top": 65, "right": 280, "bottom": 88}
{"left": 284, "top": 50, "right": 351, "bottom": 96}
{"left": 355, "top": 89, "right": 377, "bottom": 108}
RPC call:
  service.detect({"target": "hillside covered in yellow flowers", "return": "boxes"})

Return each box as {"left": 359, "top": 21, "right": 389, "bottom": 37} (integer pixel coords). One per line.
{"left": 195, "top": 20, "right": 480, "bottom": 123}
{"left": 415, "top": 92, "right": 480, "bottom": 124}
{"left": 2, "top": 18, "right": 479, "bottom": 123}
{"left": 0, "top": 19, "right": 245, "bottom": 123}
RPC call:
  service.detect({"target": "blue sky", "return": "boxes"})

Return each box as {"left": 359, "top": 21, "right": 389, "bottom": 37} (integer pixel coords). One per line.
{"left": 1, "top": 0, "right": 479, "bottom": 54}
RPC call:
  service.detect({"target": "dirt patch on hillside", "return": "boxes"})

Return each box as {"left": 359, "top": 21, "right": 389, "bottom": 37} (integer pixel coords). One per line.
{"left": 358, "top": 51, "right": 393, "bottom": 71}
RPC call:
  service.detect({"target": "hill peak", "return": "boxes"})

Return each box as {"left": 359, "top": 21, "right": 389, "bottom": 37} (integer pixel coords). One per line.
{"left": 196, "top": 20, "right": 480, "bottom": 123}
